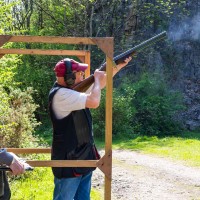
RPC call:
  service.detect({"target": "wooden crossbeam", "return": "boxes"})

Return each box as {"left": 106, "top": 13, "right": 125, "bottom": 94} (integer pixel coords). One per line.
{"left": 0, "top": 35, "right": 112, "bottom": 45}
{"left": 7, "top": 148, "right": 111, "bottom": 178}
{"left": 27, "top": 160, "right": 97, "bottom": 167}
{"left": 0, "top": 35, "right": 113, "bottom": 58}
{"left": 0, "top": 49, "right": 88, "bottom": 56}
{"left": 7, "top": 148, "right": 51, "bottom": 154}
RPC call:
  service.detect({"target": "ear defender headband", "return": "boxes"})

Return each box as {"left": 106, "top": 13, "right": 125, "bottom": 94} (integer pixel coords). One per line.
{"left": 63, "top": 58, "right": 76, "bottom": 86}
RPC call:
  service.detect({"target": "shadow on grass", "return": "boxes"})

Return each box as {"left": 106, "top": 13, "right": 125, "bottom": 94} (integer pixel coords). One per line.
{"left": 180, "top": 130, "right": 200, "bottom": 140}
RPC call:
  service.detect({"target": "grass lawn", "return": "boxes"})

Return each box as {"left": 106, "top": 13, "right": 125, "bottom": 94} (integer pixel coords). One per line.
{"left": 111, "top": 131, "right": 200, "bottom": 167}
{"left": 10, "top": 167, "right": 102, "bottom": 200}
{"left": 10, "top": 167, "right": 54, "bottom": 200}
{"left": 10, "top": 130, "right": 200, "bottom": 199}
{"left": 10, "top": 154, "right": 102, "bottom": 200}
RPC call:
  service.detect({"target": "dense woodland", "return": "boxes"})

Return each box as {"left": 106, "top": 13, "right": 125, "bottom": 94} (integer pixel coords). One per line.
{"left": 0, "top": 0, "right": 199, "bottom": 149}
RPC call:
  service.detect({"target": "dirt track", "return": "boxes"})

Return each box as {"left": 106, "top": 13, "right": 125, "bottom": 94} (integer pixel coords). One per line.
{"left": 92, "top": 150, "right": 200, "bottom": 200}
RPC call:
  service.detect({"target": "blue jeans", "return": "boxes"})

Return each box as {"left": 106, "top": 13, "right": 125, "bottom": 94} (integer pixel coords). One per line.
{"left": 53, "top": 172, "right": 92, "bottom": 200}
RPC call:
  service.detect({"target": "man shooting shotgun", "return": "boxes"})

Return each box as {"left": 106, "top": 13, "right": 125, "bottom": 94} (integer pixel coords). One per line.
{"left": 49, "top": 31, "right": 166, "bottom": 200}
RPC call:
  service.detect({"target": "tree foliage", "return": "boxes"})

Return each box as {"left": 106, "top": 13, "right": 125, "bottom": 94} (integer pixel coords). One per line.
{"left": 131, "top": 73, "right": 184, "bottom": 136}
{"left": 0, "top": 0, "right": 191, "bottom": 142}
{"left": 0, "top": 3, "right": 40, "bottom": 148}
{"left": 0, "top": 56, "right": 40, "bottom": 147}
{"left": 92, "top": 73, "right": 184, "bottom": 138}
{"left": 92, "top": 85, "right": 135, "bottom": 137}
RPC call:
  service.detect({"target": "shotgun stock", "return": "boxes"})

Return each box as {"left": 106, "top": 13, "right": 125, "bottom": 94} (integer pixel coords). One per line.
{"left": 73, "top": 31, "right": 167, "bottom": 92}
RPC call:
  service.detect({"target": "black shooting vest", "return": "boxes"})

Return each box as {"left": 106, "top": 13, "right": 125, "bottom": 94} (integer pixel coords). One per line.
{"left": 48, "top": 83, "right": 100, "bottom": 178}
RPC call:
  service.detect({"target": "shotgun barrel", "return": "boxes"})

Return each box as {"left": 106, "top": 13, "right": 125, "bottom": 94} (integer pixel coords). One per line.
{"left": 73, "top": 31, "right": 167, "bottom": 92}
{"left": 113, "top": 31, "right": 167, "bottom": 66}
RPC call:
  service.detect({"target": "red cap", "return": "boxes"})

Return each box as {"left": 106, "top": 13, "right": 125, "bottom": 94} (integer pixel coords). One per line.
{"left": 54, "top": 59, "right": 88, "bottom": 77}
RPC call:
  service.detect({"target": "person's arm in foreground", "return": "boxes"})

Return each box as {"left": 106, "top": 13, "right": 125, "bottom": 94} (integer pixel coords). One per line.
{"left": 0, "top": 149, "right": 31, "bottom": 175}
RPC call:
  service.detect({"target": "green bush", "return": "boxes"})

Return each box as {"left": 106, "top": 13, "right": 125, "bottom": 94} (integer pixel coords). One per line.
{"left": 92, "top": 84, "right": 135, "bottom": 138}
{"left": 0, "top": 55, "right": 40, "bottom": 148}
{"left": 92, "top": 73, "right": 184, "bottom": 138}
{"left": 131, "top": 73, "right": 184, "bottom": 136}
{"left": 14, "top": 54, "right": 56, "bottom": 120}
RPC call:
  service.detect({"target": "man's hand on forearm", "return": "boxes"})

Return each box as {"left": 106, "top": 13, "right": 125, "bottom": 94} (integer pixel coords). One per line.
{"left": 86, "top": 69, "right": 106, "bottom": 108}
{"left": 9, "top": 152, "right": 32, "bottom": 175}
{"left": 113, "top": 56, "right": 132, "bottom": 76}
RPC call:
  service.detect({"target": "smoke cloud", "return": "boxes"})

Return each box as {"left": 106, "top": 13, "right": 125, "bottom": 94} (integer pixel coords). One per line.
{"left": 169, "top": 13, "right": 200, "bottom": 41}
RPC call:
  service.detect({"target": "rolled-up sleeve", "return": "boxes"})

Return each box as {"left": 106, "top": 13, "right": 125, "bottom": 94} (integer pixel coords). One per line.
{"left": 0, "top": 149, "right": 13, "bottom": 166}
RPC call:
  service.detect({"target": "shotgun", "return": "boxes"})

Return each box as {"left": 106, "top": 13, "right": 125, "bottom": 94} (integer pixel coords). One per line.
{"left": 0, "top": 166, "right": 34, "bottom": 171}
{"left": 73, "top": 31, "right": 167, "bottom": 92}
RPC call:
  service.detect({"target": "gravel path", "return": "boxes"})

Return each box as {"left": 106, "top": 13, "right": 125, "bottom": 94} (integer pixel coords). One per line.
{"left": 92, "top": 150, "right": 200, "bottom": 200}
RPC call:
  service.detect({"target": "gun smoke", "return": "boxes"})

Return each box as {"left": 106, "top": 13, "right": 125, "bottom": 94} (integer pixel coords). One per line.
{"left": 168, "top": 13, "right": 200, "bottom": 41}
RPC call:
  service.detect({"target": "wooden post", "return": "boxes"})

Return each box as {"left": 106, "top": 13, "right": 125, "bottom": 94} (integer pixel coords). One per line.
{"left": 105, "top": 56, "right": 113, "bottom": 200}
{"left": 0, "top": 35, "right": 114, "bottom": 200}
{"left": 84, "top": 51, "right": 91, "bottom": 78}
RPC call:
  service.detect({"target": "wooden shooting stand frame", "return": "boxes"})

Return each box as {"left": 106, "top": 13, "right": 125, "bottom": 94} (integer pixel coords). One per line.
{"left": 0, "top": 35, "right": 114, "bottom": 200}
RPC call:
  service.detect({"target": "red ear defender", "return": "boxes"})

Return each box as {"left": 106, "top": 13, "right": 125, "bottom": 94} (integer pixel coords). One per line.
{"left": 54, "top": 58, "right": 88, "bottom": 86}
